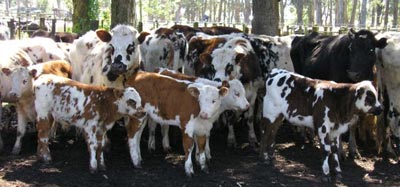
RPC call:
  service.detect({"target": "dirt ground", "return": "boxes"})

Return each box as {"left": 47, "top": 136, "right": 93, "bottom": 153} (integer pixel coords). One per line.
{"left": 0, "top": 117, "right": 399, "bottom": 187}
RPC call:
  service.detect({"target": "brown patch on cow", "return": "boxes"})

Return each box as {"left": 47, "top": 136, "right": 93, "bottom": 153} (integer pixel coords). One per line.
{"left": 39, "top": 60, "right": 72, "bottom": 79}
{"left": 199, "top": 26, "right": 242, "bottom": 35}
{"left": 138, "top": 32, "right": 150, "bottom": 44}
{"left": 158, "top": 69, "right": 198, "bottom": 82}
{"left": 125, "top": 71, "right": 200, "bottom": 125}
{"left": 96, "top": 29, "right": 112, "bottom": 43}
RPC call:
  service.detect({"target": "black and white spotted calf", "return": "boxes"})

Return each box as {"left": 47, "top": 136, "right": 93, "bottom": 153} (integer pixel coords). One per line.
{"left": 260, "top": 68, "right": 382, "bottom": 181}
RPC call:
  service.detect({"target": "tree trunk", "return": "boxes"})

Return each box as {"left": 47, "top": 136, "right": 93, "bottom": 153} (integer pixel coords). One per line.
{"left": 252, "top": 0, "right": 279, "bottom": 35}
{"left": 314, "top": 0, "right": 322, "bottom": 25}
{"left": 5, "top": 0, "right": 10, "bottom": 16}
{"left": 72, "top": 0, "right": 90, "bottom": 34}
{"left": 294, "top": 0, "right": 304, "bottom": 25}
{"left": 393, "top": 0, "right": 399, "bottom": 28}
{"left": 244, "top": 0, "right": 251, "bottom": 24}
{"left": 372, "top": 5, "right": 376, "bottom": 27}
{"left": 111, "top": 0, "right": 136, "bottom": 28}
{"left": 329, "top": 0, "right": 333, "bottom": 26}
{"left": 360, "top": 0, "right": 367, "bottom": 28}
{"left": 308, "top": 0, "right": 314, "bottom": 26}
{"left": 384, "top": 0, "right": 389, "bottom": 28}
{"left": 234, "top": 0, "right": 241, "bottom": 23}
{"left": 349, "top": 0, "right": 358, "bottom": 27}
{"left": 218, "top": 0, "right": 224, "bottom": 22}
{"left": 336, "top": 0, "right": 345, "bottom": 26}
{"left": 377, "top": 0, "right": 384, "bottom": 26}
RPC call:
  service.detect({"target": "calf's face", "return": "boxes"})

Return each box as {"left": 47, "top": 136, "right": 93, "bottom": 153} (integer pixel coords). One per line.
{"left": 188, "top": 84, "right": 228, "bottom": 119}
{"left": 2, "top": 67, "right": 32, "bottom": 100}
{"left": 115, "top": 87, "right": 145, "bottom": 118}
{"left": 355, "top": 81, "right": 382, "bottom": 115}
{"left": 222, "top": 79, "right": 249, "bottom": 111}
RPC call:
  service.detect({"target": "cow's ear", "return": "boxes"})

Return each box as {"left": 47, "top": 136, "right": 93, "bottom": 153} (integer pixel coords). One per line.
{"left": 219, "top": 87, "right": 229, "bottom": 97}
{"left": 221, "top": 80, "right": 230, "bottom": 88}
{"left": 235, "top": 53, "right": 245, "bottom": 64}
{"left": 348, "top": 28, "right": 356, "bottom": 39}
{"left": 138, "top": 32, "right": 150, "bottom": 44}
{"left": 187, "top": 87, "right": 200, "bottom": 98}
{"left": 199, "top": 53, "right": 212, "bottom": 65}
{"left": 113, "top": 89, "right": 124, "bottom": 98}
{"left": 96, "top": 29, "right": 112, "bottom": 43}
{"left": 29, "top": 69, "right": 38, "bottom": 78}
{"left": 2, "top": 68, "right": 11, "bottom": 76}
{"left": 376, "top": 38, "right": 388, "bottom": 49}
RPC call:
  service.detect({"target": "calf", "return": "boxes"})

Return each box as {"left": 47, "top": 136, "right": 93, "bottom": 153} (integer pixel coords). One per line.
{"left": 260, "top": 69, "right": 382, "bottom": 181}
{"left": 34, "top": 74, "right": 145, "bottom": 173}
{"left": 123, "top": 71, "right": 228, "bottom": 176}
{"left": 149, "top": 68, "right": 249, "bottom": 158}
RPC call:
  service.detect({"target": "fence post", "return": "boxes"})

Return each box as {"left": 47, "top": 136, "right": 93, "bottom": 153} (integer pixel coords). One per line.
{"left": 51, "top": 19, "right": 56, "bottom": 37}
{"left": 193, "top": 22, "right": 199, "bottom": 29}
{"left": 137, "top": 21, "right": 143, "bottom": 32}
{"left": 7, "top": 19, "right": 15, "bottom": 39}
{"left": 312, "top": 25, "right": 319, "bottom": 33}
{"left": 64, "top": 18, "right": 66, "bottom": 32}
{"left": 18, "top": 17, "right": 21, "bottom": 39}
{"left": 39, "top": 17, "right": 46, "bottom": 30}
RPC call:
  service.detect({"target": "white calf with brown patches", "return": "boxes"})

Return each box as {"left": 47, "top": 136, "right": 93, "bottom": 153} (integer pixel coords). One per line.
{"left": 70, "top": 25, "right": 146, "bottom": 88}
{"left": 34, "top": 74, "right": 145, "bottom": 173}
{"left": 124, "top": 71, "right": 228, "bottom": 176}
{"left": 149, "top": 68, "right": 249, "bottom": 159}
{"left": 260, "top": 69, "right": 382, "bottom": 181}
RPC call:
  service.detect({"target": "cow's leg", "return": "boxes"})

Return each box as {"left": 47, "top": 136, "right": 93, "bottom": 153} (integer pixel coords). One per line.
{"left": 12, "top": 108, "right": 27, "bottom": 155}
{"left": 0, "top": 100, "right": 3, "bottom": 152}
{"left": 97, "top": 129, "right": 106, "bottom": 171}
{"left": 126, "top": 117, "right": 146, "bottom": 168}
{"left": 348, "top": 124, "right": 361, "bottom": 159}
{"left": 182, "top": 130, "right": 195, "bottom": 177}
{"left": 36, "top": 116, "right": 53, "bottom": 164}
{"left": 85, "top": 126, "right": 99, "bottom": 174}
{"left": 205, "top": 135, "right": 211, "bottom": 160}
{"left": 260, "top": 116, "right": 283, "bottom": 164}
{"left": 227, "top": 122, "right": 237, "bottom": 148}
{"left": 147, "top": 118, "right": 157, "bottom": 152}
{"left": 318, "top": 124, "right": 332, "bottom": 182}
{"left": 245, "top": 104, "right": 258, "bottom": 146}
{"left": 332, "top": 136, "right": 342, "bottom": 180}
{"left": 196, "top": 135, "right": 208, "bottom": 173}
{"left": 161, "top": 125, "right": 171, "bottom": 152}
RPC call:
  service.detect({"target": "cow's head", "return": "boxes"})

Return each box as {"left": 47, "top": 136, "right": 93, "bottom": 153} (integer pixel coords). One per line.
{"left": 188, "top": 83, "right": 228, "bottom": 119}
{"left": 2, "top": 67, "right": 33, "bottom": 101}
{"left": 221, "top": 79, "right": 249, "bottom": 111}
{"left": 115, "top": 87, "right": 146, "bottom": 119}
{"left": 355, "top": 81, "right": 382, "bottom": 115}
{"left": 200, "top": 38, "right": 261, "bottom": 84}
{"left": 96, "top": 25, "right": 145, "bottom": 81}
{"left": 347, "top": 29, "right": 387, "bottom": 82}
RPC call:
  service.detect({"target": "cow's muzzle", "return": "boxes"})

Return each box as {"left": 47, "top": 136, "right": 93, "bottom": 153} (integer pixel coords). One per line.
{"left": 134, "top": 107, "right": 146, "bottom": 118}
{"left": 109, "top": 62, "right": 128, "bottom": 75}
{"left": 347, "top": 71, "right": 362, "bottom": 82}
{"left": 370, "top": 106, "right": 383, "bottom": 115}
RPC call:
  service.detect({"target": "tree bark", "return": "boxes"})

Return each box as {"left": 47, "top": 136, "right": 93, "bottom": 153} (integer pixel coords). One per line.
{"left": 308, "top": 0, "right": 314, "bottom": 26}
{"left": 360, "top": 0, "right": 367, "bottom": 28}
{"left": 377, "top": 0, "right": 384, "bottom": 26}
{"left": 372, "top": 5, "right": 376, "bottom": 27}
{"left": 314, "top": 0, "right": 322, "bottom": 25}
{"left": 349, "top": 0, "right": 358, "bottom": 27}
{"left": 111, "top": 0, "right": 136, "bottom": 28}
{"left": 72, "top": 0, "right": 90, "bottom": 34}
{"left": 244, "top": 0, "right": 251, "bottom": 24}
{"left": 393, "top": 0, "right": 399, "bottom": 28}
{"left": 252, "top": 0, "right": 279, "bottom": 35}
{"left": 384, "top": 0, "right": 389, "bottom": 27}
{"left": 294, "top": 0, "right": 304, "bottom": 25}
{"left": 336, "top": 0, "right": 345, "bottom": 26}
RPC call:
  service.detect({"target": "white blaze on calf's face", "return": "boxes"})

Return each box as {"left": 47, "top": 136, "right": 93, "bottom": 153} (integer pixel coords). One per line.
{"left": 222, "top": 79, "right": 249, "bottom": 111}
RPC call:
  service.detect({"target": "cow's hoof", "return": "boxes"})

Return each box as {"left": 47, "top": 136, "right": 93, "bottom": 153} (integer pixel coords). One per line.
{"left": 186, "top": 171, "right": 194, "bottom": 178}
{"left": 335, "top": 173, "right": 343, "bottom": 181}
{"left": 321, "top": 175, "right": 331, "bottom": 182}
{"left": 133, "top": 163, "right": 142, "bottom": 169}
{"left": 349, "top": 151, "right": 361, "bottom": 160}
{"left": 11, "top": 147, "right": 21, "bottom": 155}
{"left": 163, "top": 146, "right": 172, "bottom": 153}
{"left": 89, "top": 168, "right": 98, "bottom": 174}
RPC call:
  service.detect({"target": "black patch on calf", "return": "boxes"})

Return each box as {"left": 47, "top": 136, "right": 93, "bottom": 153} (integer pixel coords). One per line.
{"left": 146, "top": 37, "right": 152, "bottom": 45}
{"left": 126, "top": 55, "right": 130, "bottom": 61}
{"left": 321, "top": 125, "right": 326, "bottom": 134}
{"left": 267, "top": 79, "right": 273, "bottom": 86}
{"left": 277, "top": 76, "right": 286, "bottom": 87}
{"left": 102, "top": 65, "right": 109, "bottom": 73}
{"left": 298, "top": 116, "right": 304, "bottom": 121}
{"left": 281, "top": 87, "right": 288, "bottom": 98}
{"left": 225, "top": 64, "right": 234, "bottom": 76}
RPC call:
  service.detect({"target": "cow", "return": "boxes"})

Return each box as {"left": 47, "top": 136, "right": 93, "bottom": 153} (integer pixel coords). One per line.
{"left": 170, "top": 25, "right": 242, "bottom": 38}
{"left": 376, "top": 32, "right": 400, "bottom": 156}
{"left": 70, "top": 24, "right": 146, "bottom": 88}
{"left": 123, "top": 71, "right": 228, "bottom": 176}
{"left": 0, "top": 59, "right": 71, "bottom": 154}
{"left": 260, "top": 68, "right": 382, "bottom": 182}
{"left": 148, "top": 68, "right": 249, "bottom": 157}
{"left": 290, "top": 29, "right": 388, "bottom": 158}
{"left": 139, "top": 27, "right": 188, "bottom": 72}
{"left": 31, "top": 29, "right": 80, "bottom": 43}
{"left": 34, "top": 74, "right": 145, "bottom": 173}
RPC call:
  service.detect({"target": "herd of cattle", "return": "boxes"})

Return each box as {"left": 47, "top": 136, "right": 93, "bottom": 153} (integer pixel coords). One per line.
{"left": 0, "top": 23, "right": 399, "bottom": 182}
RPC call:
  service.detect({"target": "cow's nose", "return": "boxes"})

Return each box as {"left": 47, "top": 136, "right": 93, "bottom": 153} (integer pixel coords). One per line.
{"left": 243, "top": 103, "right": 250, "bottom": 111}
{"left": 9, "top": 92, "right": 18, "bottom": 99}
{"left": 200, "top": 112, "right": 209, "bottom": 119}
{"left": 347, "top": 71, "right": 361, "bottom": 82}
{"left": 372, "top": 106, "right": 383, "bottom": 115}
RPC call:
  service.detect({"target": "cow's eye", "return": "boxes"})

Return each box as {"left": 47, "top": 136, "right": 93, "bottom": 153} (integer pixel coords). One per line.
{"left": 22, "top": 80, "right": 27, "bottom": 84}
{"left": 127, "top": 46, "right": 135, "bottom": 54}
{"left": 212, "top": 100, "right": 216, "bottom": 103}
{"left": 235, "top": 91, "right": 240, "bottom": 97}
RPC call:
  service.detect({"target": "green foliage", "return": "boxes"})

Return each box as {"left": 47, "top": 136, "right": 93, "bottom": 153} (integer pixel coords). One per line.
{"left": 143, "top": 0, "right": 178, "bottom": 21}
{"left": 88, "top": 0, "right": 100, "bottom": 20}
{"left": 100, "top": 9, "right": 111, "bottom": 30}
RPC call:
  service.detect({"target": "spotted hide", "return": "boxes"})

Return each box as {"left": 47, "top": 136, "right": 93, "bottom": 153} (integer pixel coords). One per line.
{"left": 70, "top": 25, "right": 146, "bottom": 88}
{"left": 260, "top": 68, "right": 382, "bottom": 181}
{"left": 34, "top": 74, "right": 145, "bottom": 173}
{"left": 123, "top": 71, "right": 228, "bottom": 177}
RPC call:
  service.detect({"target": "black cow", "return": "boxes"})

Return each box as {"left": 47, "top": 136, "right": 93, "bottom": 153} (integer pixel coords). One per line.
{"left": 290, "top": 28, "right": 387, "bottom": 83}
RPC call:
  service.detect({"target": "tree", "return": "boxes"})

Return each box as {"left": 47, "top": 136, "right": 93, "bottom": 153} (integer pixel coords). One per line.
{"left": 252, "top": 0, "right": 279, "bottom": 35}
{"left": 294, "top": 0, "right": 304, "bottom": 25}
{"left": 384, "top": 0, "right": 389, "bottom": 27}
{"left": 393, "top": 0, "right": 399, "bottom": 28}
{"left": 72, "top": 0, "right": 91, "bottom": 34}
{"left": 111, "top": 0, "right": 136, "bottom": 28}
{"left": 307, "top": 0, "right": 314, "bottom": 26}
{"left": 314, "top": 0, "right": 322, "bottom": 25}
{"left": 349, "top": 0, "right": 358, "bottom": 27}
{"left": 360, "top": 0, "right": 367, "bottom": 27}
{"left": 336, "top": 0, "right": 345, "bottom": 26}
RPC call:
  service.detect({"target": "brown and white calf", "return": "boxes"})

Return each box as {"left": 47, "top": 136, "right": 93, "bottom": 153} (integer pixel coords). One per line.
{"left": 0, "top": 59, "right": 71, "bottom": 154}
{"left": 34, "top": 74, "right": 145, "bottom": 173}
{"left": 260, "top": 68, "right": 382, "bottom": 181}
{"left": 124, "top": 71, "right": 228, "bottom": 176}
{"left": 148, "top": 68, "right": 249, "bottom": 159}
